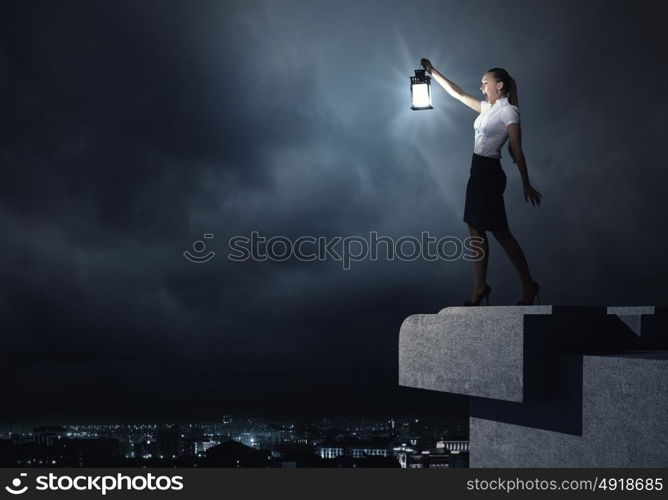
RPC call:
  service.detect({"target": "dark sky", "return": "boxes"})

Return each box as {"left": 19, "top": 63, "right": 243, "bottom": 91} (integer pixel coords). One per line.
{"left": 1, "top": 0, "right": 666, "bottom": 422}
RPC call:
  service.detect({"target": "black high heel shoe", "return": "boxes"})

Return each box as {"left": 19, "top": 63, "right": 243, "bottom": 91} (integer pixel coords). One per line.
{"left": 463, "top": 285, "right": 491, "bottom": 306}
{"left": 517, "top": 281, "right": 541, "bottom": 305}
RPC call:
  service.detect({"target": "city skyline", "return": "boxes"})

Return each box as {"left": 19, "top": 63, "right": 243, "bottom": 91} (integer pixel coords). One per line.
{"left": 0, "top": 413, "right": 469, "bottom": 468}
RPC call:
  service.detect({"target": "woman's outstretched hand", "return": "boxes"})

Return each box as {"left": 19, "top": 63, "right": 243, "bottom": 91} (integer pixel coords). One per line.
{"left": 523, "top": 183, "right": 542, "bottom": 206}
{"left": 420, "top": 58, "right": 433, "bottom": 72}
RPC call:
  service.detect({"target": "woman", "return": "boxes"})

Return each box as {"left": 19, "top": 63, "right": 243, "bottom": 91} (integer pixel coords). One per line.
{"left": 420, "top": 59, "right": 542, "bottom": 306}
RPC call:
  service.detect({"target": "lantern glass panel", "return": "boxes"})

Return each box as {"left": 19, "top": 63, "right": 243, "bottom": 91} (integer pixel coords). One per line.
{"left": 412, "top": 83, "right": 431, "bottom": 109}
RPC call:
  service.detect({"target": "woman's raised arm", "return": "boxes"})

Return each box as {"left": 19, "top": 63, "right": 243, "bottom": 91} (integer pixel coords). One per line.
{"left": 421, "top": 58, "right": 481, "bottom": 113}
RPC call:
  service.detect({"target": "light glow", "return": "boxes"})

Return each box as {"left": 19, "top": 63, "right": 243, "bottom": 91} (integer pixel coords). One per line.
{"left": 411, "top": 83, "right": 432, "bottom": 109}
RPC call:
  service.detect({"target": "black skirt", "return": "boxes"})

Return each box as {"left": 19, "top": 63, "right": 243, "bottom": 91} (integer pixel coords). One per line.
{"left": 463, "top": 153, "right": 509, "bottom": 232}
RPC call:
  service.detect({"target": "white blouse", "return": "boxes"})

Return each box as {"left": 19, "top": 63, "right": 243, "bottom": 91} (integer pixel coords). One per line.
{"left": 473, "top": 97, "right": 520, "bottom": 158}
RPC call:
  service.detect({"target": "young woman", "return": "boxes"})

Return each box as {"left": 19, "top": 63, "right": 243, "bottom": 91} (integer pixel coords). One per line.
{"left": 420, "top": 59, "right": 542, "bottom": 306}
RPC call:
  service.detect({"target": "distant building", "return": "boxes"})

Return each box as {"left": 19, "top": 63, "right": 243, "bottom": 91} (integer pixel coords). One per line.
{"left": 133, "top": 439, "right": 159, "bottom": 460}
{"left": 348, "top": 444, "right": 391, "bottom": 459}
{"left": 318, "top": 439, "right": 393, "bottom": 461}
{"left": 437, "top": 440, "right": 469, "bottom": 453}
{"left": 10, "top": 438, "right": 119, "bottom": 467}
{"left": 158, "top": 426, "right": 185, "bottom": 459}
{"left": 319, "top": 445, "right": 344, "bottom": 459}
{"left": 194, "top": 440, "right": 217, "bottom": 455}
{"left": 405, "top": 450, "right": 469, "bottom": 469}
{"left": 255, "top": 429, "right": 283, "bottom": 449}
{"left": 203, "top": 440, "right": 271, "bottom": 467}
{"left": 34, "top": 426, "right": 65, "bottom": 447}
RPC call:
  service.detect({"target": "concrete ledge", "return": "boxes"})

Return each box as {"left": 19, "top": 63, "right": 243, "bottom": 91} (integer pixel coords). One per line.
{"left": 438, "top": 305, "right": 553, "bottom": 316}
{"left": 399, "top": 313, "right": 528, "bottom": 402}
{"left": 399, "top": 305, "right": 666, "bottom": 403}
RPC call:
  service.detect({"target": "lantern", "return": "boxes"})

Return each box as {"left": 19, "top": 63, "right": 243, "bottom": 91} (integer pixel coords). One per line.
{"left": 410, "top": 69, "right": 433, "bottom": 110}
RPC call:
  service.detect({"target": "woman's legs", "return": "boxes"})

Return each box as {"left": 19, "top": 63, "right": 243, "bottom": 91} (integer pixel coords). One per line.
{"left": 467, "top": 225, "right": 489, "bottom": 301}
{"left": 491, "top": 229, "right": 536, "bottom": 302}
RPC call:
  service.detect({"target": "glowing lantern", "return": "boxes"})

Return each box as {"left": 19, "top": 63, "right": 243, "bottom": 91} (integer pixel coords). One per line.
{"left": 410, "top": 69, "right": 433, "bottom": 110}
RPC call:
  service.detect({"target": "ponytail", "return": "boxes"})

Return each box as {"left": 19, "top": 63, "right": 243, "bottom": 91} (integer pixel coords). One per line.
{"left": 508, "top": 76, "right": 519, "bottom": 107}
{"left": 507, "top": 76, "right": 518, "bottom": 162}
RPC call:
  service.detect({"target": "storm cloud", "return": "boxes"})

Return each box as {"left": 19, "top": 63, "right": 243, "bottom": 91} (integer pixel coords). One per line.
{"left": 1, "top": 0, "right": 666, "bottom": 421}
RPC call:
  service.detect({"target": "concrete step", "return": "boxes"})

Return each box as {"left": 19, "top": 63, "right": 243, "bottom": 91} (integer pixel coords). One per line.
{"left": 470, "top": 352, "right": 668, "bottom": 467}
{"left": 399, "top": 306, "right": 667, "bottom": 403}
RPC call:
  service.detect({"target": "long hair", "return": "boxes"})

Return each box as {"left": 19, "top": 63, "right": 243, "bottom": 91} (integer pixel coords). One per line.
{"left": 488, "top": 67, "right": 518, "bottom": 162}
